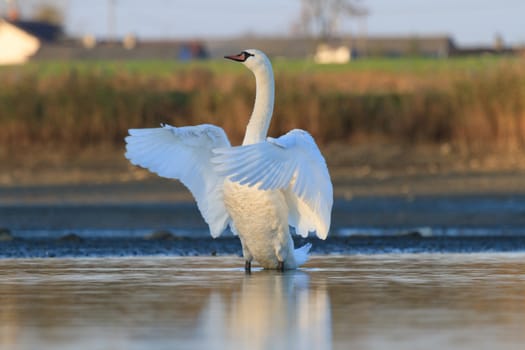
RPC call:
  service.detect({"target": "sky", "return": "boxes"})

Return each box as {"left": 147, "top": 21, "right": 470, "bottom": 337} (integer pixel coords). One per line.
{"left": 6, "top": 0, "right": 525, "bottom": 46}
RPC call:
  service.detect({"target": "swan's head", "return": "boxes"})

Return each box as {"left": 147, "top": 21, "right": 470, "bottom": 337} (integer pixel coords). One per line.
{"left": 224, "top": 49, "right": 272, "bottom": 75}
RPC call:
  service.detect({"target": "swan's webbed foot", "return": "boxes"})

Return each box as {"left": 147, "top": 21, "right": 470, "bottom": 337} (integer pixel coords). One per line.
{"left": 277, "top": 261, "right": 284, "bottom": 272}
{"left": 245, "top": 260, "right": 251, "bottom": 274}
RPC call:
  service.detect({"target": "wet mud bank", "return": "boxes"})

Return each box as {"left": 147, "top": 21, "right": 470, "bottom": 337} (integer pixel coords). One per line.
{"left": 1, "top": 235, "right": 525, "bottom": 258}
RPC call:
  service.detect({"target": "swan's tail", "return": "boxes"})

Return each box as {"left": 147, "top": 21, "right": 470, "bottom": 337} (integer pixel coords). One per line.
{"left": 293, "top": 243, "right": 312, "bottom": 267}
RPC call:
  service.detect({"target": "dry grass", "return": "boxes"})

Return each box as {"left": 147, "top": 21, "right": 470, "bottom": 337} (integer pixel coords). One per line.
{"left": 1, "top": 57, "right": 525, "bottom": 156}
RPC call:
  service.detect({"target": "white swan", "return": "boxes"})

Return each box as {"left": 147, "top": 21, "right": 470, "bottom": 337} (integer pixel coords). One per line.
{"left": 125, "top": 49, "right": 333, "bottom": 271}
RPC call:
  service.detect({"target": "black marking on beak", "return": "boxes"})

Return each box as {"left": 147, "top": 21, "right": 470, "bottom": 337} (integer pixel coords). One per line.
{"left": 224, "top": 51, "right": 254, "bottom": 62}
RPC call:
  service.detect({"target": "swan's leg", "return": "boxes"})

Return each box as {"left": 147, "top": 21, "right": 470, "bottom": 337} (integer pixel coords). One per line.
{"left": 239, "top": 236, "right": 253, "bottom": 273}
{"left": 274, "top": 234, "right": 288, "bottom": 272}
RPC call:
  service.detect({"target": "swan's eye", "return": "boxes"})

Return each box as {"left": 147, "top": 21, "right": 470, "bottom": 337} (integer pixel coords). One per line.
{"left": 242, "top": 51, "right": 254, "bottom": 60}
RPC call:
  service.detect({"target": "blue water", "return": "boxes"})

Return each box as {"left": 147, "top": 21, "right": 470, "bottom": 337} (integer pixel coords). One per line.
{"left": 1, "top": 254, "right": 524, "bottom": 350}
{"left": 3, "top": 194, "right": 525, "bottom": 238}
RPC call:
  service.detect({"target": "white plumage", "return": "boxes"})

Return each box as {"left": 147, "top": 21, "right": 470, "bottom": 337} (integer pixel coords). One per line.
{"left": 125, "top": 124, "right": 231, "bottom": 238}
{"left": 125, "top": 49, "right": 333, "bottom": 270}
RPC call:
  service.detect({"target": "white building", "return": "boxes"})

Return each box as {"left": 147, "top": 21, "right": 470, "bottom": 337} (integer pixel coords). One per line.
{"left": 0, "top": 19, "right": 39, "bottom": 65}
{"left": 0, "top": 19, "right": 61, "bottom": 65}
{"left": 314, "top": 44, "right": 351, "bottom": 64}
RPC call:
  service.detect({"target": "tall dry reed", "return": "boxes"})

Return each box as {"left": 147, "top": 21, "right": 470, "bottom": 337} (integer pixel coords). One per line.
{"left": 1, "top": 59, "right": 524, "bottom": 153}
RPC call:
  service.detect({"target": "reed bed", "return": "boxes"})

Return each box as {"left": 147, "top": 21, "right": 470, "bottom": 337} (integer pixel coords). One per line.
{"left": 1, "top": 56, "right": 524, "bottom": 154}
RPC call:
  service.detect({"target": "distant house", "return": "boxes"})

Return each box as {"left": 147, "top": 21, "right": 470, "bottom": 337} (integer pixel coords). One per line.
{"left": 314, "top": 44, "right": 351, "bottom": 64}
{"left": 0, "top": 19, "right": 39, "bottom": 65}
{"left": 0, "top": 19, "right": 61, "bottom": 65}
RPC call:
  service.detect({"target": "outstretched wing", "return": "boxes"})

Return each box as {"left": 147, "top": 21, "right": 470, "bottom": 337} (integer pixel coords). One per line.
{"left": 213, "top": 129, "right": 332, "bottom": 239}
{"left": 125, "top": 123, "right": 231, "bottom": 238}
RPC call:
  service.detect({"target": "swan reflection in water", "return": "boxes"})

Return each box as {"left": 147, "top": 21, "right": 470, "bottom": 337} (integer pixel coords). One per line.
{"left": 196, "top": 271, "right": 331, "bottom": 350}
{"left": 0, "top": 260, "right": 331, "bottom": 350}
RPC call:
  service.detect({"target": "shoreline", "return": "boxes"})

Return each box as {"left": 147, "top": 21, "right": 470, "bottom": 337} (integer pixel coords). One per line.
{"left": 2, "top": 144, "right": 525, "bottom": 259}
{"left": 1, "top": 236, "right": 525, "bottom": 259}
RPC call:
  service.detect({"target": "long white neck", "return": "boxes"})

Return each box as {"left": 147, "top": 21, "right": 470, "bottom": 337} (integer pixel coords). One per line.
{"left": 242, "top": 64, "right": 274, "bottom": 145}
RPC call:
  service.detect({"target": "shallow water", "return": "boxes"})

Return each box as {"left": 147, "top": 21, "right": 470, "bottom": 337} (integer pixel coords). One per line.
{"left": 1, "top": 254, "right": 525, "bottom": 350}
{"left": 4, "top": 194, "right": 525, "bottom": 238}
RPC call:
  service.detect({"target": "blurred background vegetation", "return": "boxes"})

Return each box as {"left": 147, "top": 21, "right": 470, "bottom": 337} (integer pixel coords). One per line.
{"left": 1, "top": 56, "right": 524, "bottom": 158}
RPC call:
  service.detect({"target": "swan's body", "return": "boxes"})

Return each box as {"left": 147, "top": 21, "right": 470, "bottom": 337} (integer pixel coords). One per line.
{"left": 224, "top": 181, "right": 299, "bottom": 269}
{"left": 125, "top": 49, "right": 332, "bottom": 270}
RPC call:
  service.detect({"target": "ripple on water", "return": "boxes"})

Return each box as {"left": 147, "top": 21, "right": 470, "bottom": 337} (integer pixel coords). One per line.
{"left": 0, "top": 254, "right": 525, "bottom": 350}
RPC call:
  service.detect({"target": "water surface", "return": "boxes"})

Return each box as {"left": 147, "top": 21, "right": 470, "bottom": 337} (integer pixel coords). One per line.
{"left": 1, "top": 254, "right": 524, "bottom": 350}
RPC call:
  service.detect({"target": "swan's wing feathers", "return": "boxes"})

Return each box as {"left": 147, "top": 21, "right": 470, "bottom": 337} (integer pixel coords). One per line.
{"left": 125, "top": 123, "right": 231, "bottom": 238}
{"left": 214, "top": 141, "right": 293, "bottom": 190}
{"left": 279, "top": 130, "right": 333, "bottom": 239}
{"left": 213, "top": 129, "right": 333, "bottom": 239}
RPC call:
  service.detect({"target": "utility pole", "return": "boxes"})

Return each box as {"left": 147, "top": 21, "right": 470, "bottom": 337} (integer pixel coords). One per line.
{"left": 108, "top": 0, "right": 116, "bottom": 42}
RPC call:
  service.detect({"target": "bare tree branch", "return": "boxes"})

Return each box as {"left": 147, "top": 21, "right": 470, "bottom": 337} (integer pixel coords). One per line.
{"left": 292, "top": 0, "right": 368, "bottom": 40}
